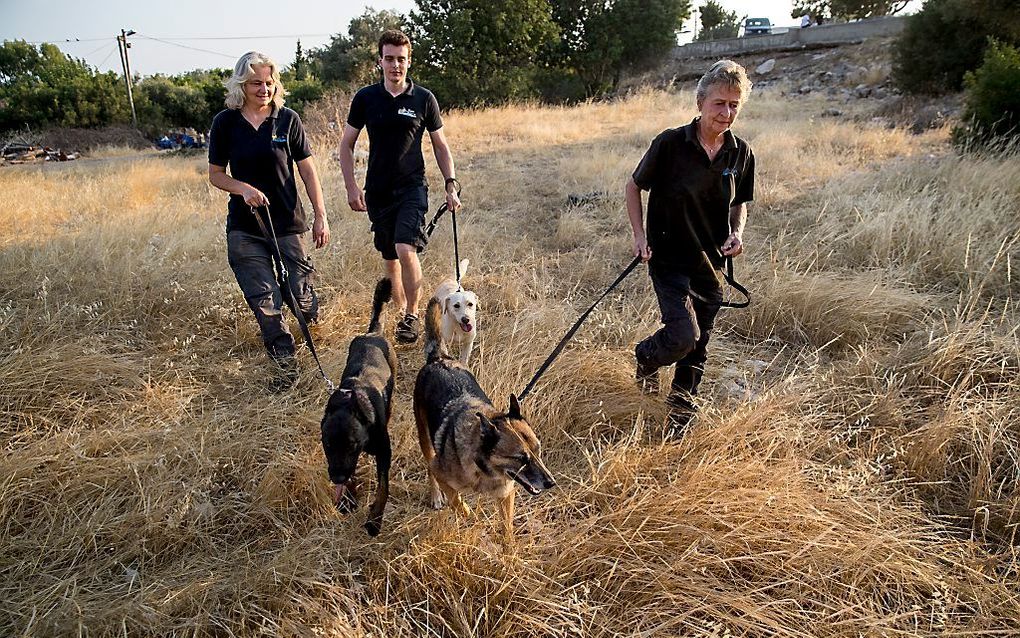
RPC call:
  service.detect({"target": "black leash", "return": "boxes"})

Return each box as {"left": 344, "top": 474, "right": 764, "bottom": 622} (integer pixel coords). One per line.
{"left": 684, "top": 154, "right": 751, "bottom": 309}
{"left": 250, "top": 205, "right": 335, "bottom": 392}
{"left": 518, "top": 256, "right": 642, "bottom": 402}
{"left": 423, "top": 179, "right": 464, "bottom": 286}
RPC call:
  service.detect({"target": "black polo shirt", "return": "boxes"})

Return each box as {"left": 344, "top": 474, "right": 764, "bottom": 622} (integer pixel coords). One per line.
{"left": 633, "top": 117, "right": 755, "bottom": 270}
{"left": 347, "top": 79, "right": 443, "bottom": 198}
{"left": 208, "top": 105, "right": 313, "bottom": 237}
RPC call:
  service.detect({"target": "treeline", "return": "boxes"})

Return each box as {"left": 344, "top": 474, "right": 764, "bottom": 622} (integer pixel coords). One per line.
{"left": 2, "top": 0, "right": 1017, "bottom": 145}
{"left": 1, "top": 1, "right": 691, "bottom": 136}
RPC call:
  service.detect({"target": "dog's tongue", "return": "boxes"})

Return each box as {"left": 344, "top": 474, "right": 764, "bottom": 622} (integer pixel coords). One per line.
{"left": 461, "top": 322, "right": 472, "bottom": 333}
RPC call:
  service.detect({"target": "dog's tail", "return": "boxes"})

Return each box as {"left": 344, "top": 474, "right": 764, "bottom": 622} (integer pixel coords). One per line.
{"left": 423, "top": 296, "right": 448, "bottom": 363}
{"left": 366, "top": 278, "right": 392, "bottom": 334}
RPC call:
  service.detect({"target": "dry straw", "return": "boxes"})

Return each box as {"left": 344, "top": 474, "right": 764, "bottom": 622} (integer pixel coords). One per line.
{"left": 1, "top": 89, "right": 1018, "bottom": 636}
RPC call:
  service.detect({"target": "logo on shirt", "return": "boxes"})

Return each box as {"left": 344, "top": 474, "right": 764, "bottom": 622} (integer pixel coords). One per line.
{"left": 272, "top": 135, "right": 288, "bottom": 144}
{"left": 397, "top": 108, "right": 418, "bottom": 118}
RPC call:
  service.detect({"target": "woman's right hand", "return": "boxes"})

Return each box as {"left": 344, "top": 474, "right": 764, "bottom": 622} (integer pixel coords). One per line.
{"left": 633, "top": 234, "right": 652, "bottom": 262}
{"left": 240, "top": 184, "right": 269, "bottom": 208}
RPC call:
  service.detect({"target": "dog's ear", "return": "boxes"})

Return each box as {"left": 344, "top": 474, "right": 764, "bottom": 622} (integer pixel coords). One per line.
{"left": 508, "top": 394, "right": 523, "bottom": 419}
{"left": 476, "top": 412, "right": 500, "bottom": 452}
{"left": 442, "top": 295, "right": 450, "bottom": 316}
{"left": 354, "top": 388, "right": 376, "bottom": 424}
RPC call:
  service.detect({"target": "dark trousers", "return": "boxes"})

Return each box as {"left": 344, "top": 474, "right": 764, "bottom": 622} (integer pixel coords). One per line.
{"left": 636, "top": 262, "right": 722, "bottom": 396}
{"left": 227, "top": 230, "right": 318, "bottom": 360}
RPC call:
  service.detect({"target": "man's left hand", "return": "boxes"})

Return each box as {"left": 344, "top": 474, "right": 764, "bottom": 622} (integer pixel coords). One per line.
{"left": 446, "top": 188, "right": 462, "bottom": 213}
{"left": 313, "top": 214, "right": 331, "bottom": 249}
{"left": 721, "top": 232, "right": 743, "bottom": 256}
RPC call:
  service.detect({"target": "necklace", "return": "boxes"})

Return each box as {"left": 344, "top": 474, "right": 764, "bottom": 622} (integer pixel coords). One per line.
{"left": 697, "top": 129, "right": 723, "bottom": 160}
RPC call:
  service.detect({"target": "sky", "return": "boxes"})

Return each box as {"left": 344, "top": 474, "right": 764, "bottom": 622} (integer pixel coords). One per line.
{"left": 2, "top": 0, "right": 923, "bottom": 76}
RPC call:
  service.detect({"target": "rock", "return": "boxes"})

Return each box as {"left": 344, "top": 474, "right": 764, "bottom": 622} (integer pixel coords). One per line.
{"left": 755, "top": 59, "right": 776, "bottom": 74}
{"left": 854, "top": 84, "right": 872, "bottom": 98}
{"left": 798, "top": 85, "right": 813, "bottom": 94}
{"left": 822, "top": 108, "right": 843, "bottom": 117}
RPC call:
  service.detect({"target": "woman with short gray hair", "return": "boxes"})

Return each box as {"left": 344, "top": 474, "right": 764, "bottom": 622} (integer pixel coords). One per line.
{"left": 624, "top": 59, "right": 756, "bottom": 436}
{"left": 208, "top": 51, "right": 331, "bottom": 391}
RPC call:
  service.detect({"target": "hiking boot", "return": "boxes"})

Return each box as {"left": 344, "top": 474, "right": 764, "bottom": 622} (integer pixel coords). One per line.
{"left": 634, "top": 346, "right": 660, "bottom": 395}
{"left": 395, "top": 313, "right": 421, "bottom": 344}
{"left": 663, "top": 392, "right": 696, "bottom": 440}
{"left": 268, "top": 356, "right": 299, "bottom": 393}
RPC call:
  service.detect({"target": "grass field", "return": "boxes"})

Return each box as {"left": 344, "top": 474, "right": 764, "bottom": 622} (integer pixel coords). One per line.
{"left": 2, "top": 86, "right": 1019, "bottom": 636}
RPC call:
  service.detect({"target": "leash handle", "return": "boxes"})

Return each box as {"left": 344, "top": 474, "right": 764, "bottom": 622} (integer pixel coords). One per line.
{"left": 519, "top": 256, "right": 642, "bottom": 403}
{"left": 250, "top": 205, "right": 335, "bottom": 391}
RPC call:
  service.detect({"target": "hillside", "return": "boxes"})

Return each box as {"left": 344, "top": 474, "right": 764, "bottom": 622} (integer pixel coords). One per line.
{"left": 1, "top": 39, "right": 1019, "bottom": 637}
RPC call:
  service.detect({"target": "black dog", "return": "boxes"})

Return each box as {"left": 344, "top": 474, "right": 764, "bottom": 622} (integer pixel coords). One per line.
{"left": 320, "top": 278, "right": 397, "bottom": 536}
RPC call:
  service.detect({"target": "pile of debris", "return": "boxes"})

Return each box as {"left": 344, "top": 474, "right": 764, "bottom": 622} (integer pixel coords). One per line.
{"left": 1, "top": 143, "right": 79, "bottom": 166}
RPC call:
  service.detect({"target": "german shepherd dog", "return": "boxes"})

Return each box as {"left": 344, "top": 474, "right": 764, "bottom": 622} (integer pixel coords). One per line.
{"left": 413, "top": 297, "right": 556, "bottom": 539}
{"left": 320, "top": 279, "right": 397, "bottom": 536}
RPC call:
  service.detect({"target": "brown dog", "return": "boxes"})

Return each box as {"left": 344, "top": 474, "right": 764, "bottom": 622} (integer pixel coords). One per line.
{"left": 320, "top": 279, "right": 397, "bottom": 536}
{"left": 413, "top": 297, "right": 555, "bottom": 539}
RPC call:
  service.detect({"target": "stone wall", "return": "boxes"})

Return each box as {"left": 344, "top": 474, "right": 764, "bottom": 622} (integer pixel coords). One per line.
{"left": 674, "top": 15, "right": 907, "bottom": 59}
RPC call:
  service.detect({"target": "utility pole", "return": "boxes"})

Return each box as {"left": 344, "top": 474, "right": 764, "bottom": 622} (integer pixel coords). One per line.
{"left": 117, "top": 29, "right": 138, "bottom": 128}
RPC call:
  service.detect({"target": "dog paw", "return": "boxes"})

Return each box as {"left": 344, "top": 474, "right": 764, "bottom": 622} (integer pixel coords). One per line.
{"left": 430, "top": 491, "right": 447, "bottom": 510}
{"left": 364, "top": 519, "right": 382, "bottom": 536}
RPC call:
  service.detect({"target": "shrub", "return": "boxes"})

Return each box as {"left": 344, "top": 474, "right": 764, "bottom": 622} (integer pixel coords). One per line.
{"left": 893, "top": 0, "right": 1020, "bottom": 95}
{"left": 953, "top": 39, "right": 1020, "bottom": 148}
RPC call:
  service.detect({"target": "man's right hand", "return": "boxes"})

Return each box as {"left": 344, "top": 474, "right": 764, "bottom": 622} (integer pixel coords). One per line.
{"left": 347, "top": 187, "right": 367, "bottom": 212}
{"left": 633, "top": 234, "right": 652, "bottom": 262}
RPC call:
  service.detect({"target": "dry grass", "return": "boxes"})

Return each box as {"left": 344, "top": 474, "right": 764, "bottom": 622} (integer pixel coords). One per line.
{"left": 2, "top": 86, "right": 1019, "bottom": 637}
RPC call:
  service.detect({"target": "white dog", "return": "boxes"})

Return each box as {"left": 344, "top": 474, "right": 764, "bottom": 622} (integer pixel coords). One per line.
{"left": 433, "top": 259, "right": 478, "bottom": 366}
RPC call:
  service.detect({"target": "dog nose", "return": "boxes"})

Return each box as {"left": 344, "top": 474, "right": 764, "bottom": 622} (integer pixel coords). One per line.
{"left": 461, "top": 316, "right": 470, "bottom": 324}
{"left": 331, "top": 474, "right": 348, "bottom": 484}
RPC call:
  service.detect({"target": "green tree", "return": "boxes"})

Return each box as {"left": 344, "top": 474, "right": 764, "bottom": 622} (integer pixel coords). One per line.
{"left": 548, "top": 0, "right": 691, "bottom": 97}
{"left": 309, "top": 8, "right": 405, "bottom": 87}
{"left": 293, "top": 39, "right": 307, "bottom": 81}
{"left": 696, "top": 0, "right": 741, "bottom": 41}
{"left": 790, "top": 0, "right": 909, "bottom": 22}
{"left": 894, "top": 0, "right": 1020, "bottom": 95}
{"left": 0, "top": 40, "right": 130, "bottom": 132}
{"left": 408, "top": 0, "right": 560, "bottom": 107}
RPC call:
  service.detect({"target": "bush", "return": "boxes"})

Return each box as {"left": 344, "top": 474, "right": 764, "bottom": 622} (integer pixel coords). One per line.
{"left": 953, "top": 39, "right": 1020, "bottom": 148}
{"left": 893, "top": 0, "right": 1020, "bottom": 95}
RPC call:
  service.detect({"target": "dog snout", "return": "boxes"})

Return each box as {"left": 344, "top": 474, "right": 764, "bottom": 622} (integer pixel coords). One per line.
{"left": 460, "top": 315, "right": 471, "bottom": 325}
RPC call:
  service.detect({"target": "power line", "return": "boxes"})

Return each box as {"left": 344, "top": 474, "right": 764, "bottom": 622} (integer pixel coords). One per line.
{"left": 83, "top": 40, "right": 116, "bottom": 57}
{"left": 143, "top": 33, "right": 335, "bottom": 41}
{"left": 134, "top": 34, "right": 238, "bottom": 59}
{"left": 94, "top": 43, "right": 119, "bottom": 69}
{"left": 25, "top": 37, "right": 111, "bottom": 44}
{"left": 25, "top": 33, "right": 335, "bottom": 47}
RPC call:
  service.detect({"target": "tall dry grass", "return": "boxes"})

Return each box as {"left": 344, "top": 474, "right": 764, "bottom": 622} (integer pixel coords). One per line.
{"left": 2, "top": 86, "right": 1019, "bottom": 636}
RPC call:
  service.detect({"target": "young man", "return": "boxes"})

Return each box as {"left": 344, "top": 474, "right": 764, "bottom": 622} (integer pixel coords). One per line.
{"left": 338, "top": 29, "right": 461, "bottom": 343}
{"left": 626, "top": 60, "right": 755, "bottom": 436}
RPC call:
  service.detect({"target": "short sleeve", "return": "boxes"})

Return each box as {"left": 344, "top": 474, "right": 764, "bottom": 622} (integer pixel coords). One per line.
{"left": 424, "top": 90, "right": 443, "bottom": 132}
{"left": 733, "top": 147, "right": 755, "bottom": 206}
{"left": 632, "top": 132, "right": 667, "bottom": 190}
{"left": 208, "top": 110, "right": 230, "bottom": 167}
{"left": 347, "top": 89, "right": 367, "bottom": 129}
{"left": 287, "top": 110, "right": 313, "bottom": 161}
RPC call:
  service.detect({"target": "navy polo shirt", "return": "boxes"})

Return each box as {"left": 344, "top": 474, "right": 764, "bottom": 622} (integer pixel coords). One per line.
{"left": 347, "top": 79, "right": 443, "bottom": 197}
{"left": 633, "top": 117, "right": 755, "bottom": 270}
{"left": 208, "top": 105, "right": 313, "bottom": 237}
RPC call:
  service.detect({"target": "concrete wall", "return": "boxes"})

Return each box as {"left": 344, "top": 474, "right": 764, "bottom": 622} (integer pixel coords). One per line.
{"left": 674, "top": 15, "right": 906, "bottom": 59}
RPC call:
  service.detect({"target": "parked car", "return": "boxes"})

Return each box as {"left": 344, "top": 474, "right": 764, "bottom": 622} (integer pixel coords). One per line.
{"left": 743, "top": 17, "right": 772, "bottom": 36}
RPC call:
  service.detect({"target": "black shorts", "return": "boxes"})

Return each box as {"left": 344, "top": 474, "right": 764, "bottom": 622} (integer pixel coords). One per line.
{"left": 366, "top": 185, "right": 429, "bottom": 261}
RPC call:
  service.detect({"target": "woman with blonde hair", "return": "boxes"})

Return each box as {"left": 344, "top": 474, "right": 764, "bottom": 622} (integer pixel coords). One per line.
{"left": 209, "top": 51, "right": 331, "bottom": 391}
